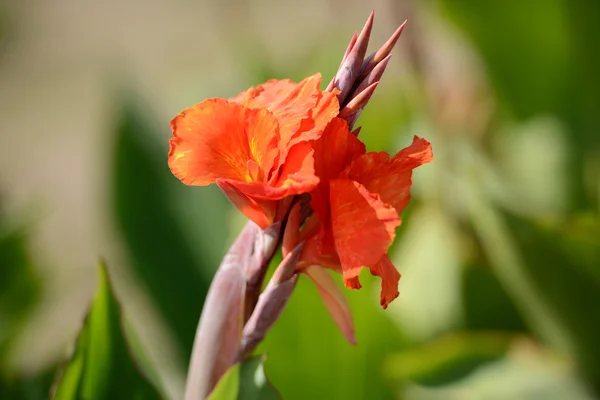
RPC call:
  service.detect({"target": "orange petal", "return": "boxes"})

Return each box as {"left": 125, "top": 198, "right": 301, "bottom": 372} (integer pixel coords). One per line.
{"left": 217, "top": 179, "right": 276, "bottom": 229}
{"left": 245, "top": 106, "right": 281, "bottom": 179}
{"left": 169, "top": 99, "right": 279, "bottom": 186}
{"left": 233, "top": 75, "right": 340, "bottom": 173}
{"left": 312, "top": 118, "right": 366, "bottom": 182}
{"left": 224, "top": 142, "right": 319, "bottom": 200}
{"left": 342, "top": 136, "right": 433, "bottom": 214}
{"left": 344, "top": 274, "right": 362, "bottom": 290}
{"left": 366, "top": 170, "right": 413, "bottom": 215}
{"left": 310, "top": 118, "right": 366, "bottom": 221}
{"left": 343, "top": 152, "right": 413, "bottom": 214}
{"left": 304, "top": 266, "right": 356, "bottom": 344}
{"left": 369, "top": 255, "right": 401, "bottom": 309}
{"left": 287, "top": 88, "right": 340, "bottom": 150}
{"left": 275, "top": 142, "right": 319, "bottom": 192}
{"left": 391, "top": 136, "right": 434, "bottom": 170}
{"left": 236, "top": 75, "right": 321, "bottom": 147}
{"left": 232, "top": 78, "right": 300, "bottom": 107}
{"left": 329, "top": 179, "right": 401, "bottom": 280}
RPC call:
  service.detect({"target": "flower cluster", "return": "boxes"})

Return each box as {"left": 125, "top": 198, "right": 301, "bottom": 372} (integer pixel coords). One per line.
{"left": 169, "top": 74, "right": 432, "bottom": 310}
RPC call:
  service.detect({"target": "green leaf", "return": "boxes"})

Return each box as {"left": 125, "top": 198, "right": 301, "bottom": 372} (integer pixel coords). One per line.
{"left": 208, "top": 364, "right": 239, "bottom": 400}
{"left": 440, "top": 0, "right": 571, "bottom": 120}
{"left": 111, "top": 96, "right": 230, "bottom": 358}
{"left": 238, "top": 356, "right": 280, "bottom": 400}
{"left": 0, "top": 193, "right": 52, "bottom": 399}
{"left": 462, "top": 264, "right": 528, "bottom": 333}
{"left": 404, "top": 339, "right": 594, "bottom": 400}
{"left": 52, "top": 262, "right": 163, "bottom": 400}
{"left": 0, "top": 197, "right": 44, "bottom": 400}
{"left": 439, "top": 0, "right": 600, "bottom": 208}
{"left": 503, "top": 212, "right": 600, "bottom": 393}
{"left": 259, "top": 268, "right": 409, "bottom": 400}
{"left": 384, "top": 331, "right": 513, "bottom": 387}
{"left": 0, "top": 366, "right": 56, "bottom": 400}
{"left": 208, "top": 356, "right": 280, "bottom": 400}
{"left": 0, "top": 203, "right": 40, "bottom": 359}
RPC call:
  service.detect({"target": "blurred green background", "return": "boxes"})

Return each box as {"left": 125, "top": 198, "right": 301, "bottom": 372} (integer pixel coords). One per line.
{"left": 1, "top": 0, "right": 599, "bottom": 398}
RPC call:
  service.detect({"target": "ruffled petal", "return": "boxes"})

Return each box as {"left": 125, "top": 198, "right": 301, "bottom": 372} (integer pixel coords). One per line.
{"left": 391, "top": 136, "right": 434, "bottom": 170}
{"left": 342, "top": 136, "right": 433, "bottom": 213}
{"left": 343, "top": 152, "right": 413, "bottom": 213}
{"left": 234, "top": 75, "right": 321, "bottom": 149}
{"left": 369, "top": 255, "right": 401, "bottom": 309}
{"left": 275, "top": 142, "right": 319, "bottom": 192}
{"left": 232, "top": 78, "right": 300, "bottom": 107}
{"left": 329, "top": 179, "right": 400, "bottom": 283}
{"left": 287, "top": 88, "right": 340, "bottom": 149}
{"left": 169, "top": 98, "right": 279, "bottom": 186}
{"left": 233, "top": 75, "right": 340, "bottom": 173}
{"left": 310, "top": 118, "right": 366, "bottom": 222}
{"left": 224, "top": 142, "right": 319, "bottom": 200}
{"left": 217, "top": 179, "right": 277, "bottom": 229}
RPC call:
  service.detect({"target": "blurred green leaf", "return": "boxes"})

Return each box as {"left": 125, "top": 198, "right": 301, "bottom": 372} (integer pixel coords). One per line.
{"left": 355, "top": 87, "right": 412, "bottom": 153}
{"left": 559, "top": 213, "right": 600, "bottom": 285}
{"left": 52, "top": 262, "right": 162, "bottom": 400}
{"left": 440, "top": 0, "right": 600, "bottom": 208}
{"left": 208, "top": 364, "right": 239, "bottom": 400}
{"left": 259, "top": 269, "right": 409, "bottom": 400}
{"left": 208, "top": 356, "right": 280, "bottom": 400}
{"left": 440, "top": 0, "right": 570, "bottom": 120}
{"left": 384, "top": 331, "right": 513, "bottom": 387}
{"left": 0, "top": 217, "right": 40, "bottom": 358}
{"left": 111, "top": 96, "right": 230, "bottom": 358}
{"left": 403, "top": 339, "right": 594, "bottom": 400}
{"left": 466, "top": 188, "right": 573, "bottom": 362}
{"left": 0, "top": 367, "right": 56, "bottom": 400}
{"left": 504, "top": 212, "right": 600, "bottom": 394}
{"left": 462, "top": 264, "right": 528, "bottom": 333}
{"left": 0, "top": 198, "right": 45, "bottom": 399}
{"left": 238, "top": 356, "right": 280, "bottom": 400}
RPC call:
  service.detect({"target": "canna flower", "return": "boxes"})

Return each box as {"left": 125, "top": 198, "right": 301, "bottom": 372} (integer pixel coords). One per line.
{"left": 168, "top": 73, "right": 339, "bottom": 229}
{"left": 284, "top": 118, "right": 433, "bottom": 310}
{"left": 180, "top": 11, "right": 433, "bottom": 398}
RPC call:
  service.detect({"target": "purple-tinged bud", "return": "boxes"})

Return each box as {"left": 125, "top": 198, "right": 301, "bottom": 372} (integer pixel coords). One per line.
{"left": 327, "top": 31, "right": 358, "bottom": 92}
{"left": 245, "top": 221, "right": 282, "bottom": 321}
{"left": 239, "top": 244, "right": 304, "bottom": 357}
{"left": 358, "top": 20, "right": 406, "bottom": 81}
{"left": 339, "top": 82, "right": 379, "bottom": 120}
{"left": 354, "top": 54, "right": 391, "bottom": 98}
{"left": 331, "top": 11, "right": 374, "bottom": 106}
{"left": 184, "top": 255, "right": 247, "bottom": 400}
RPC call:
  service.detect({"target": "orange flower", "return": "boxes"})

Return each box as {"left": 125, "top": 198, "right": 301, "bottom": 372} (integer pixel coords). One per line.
{"left": 168, "top": 73, "right": 339, "bottom": 229}
{"left": 285, "top": 118, "right": 433, "bottom": 308}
